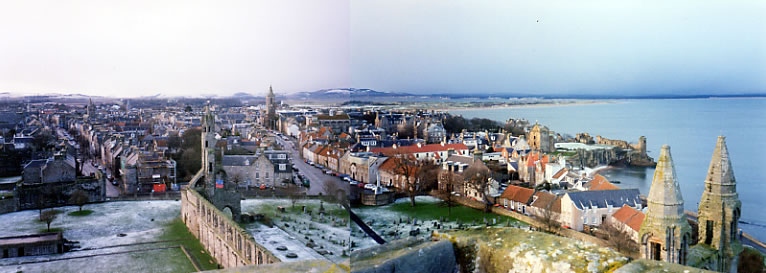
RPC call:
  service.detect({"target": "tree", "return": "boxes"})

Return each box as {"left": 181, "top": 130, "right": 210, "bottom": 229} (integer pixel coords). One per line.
{"left": 40, "top": 209, "right": 57, "bottom": 232}
{"left": 69, "top": 190, "right": 89, "bottom": 211}
{"left": 463, "top": 161, "right": 493, "bottom": 212}
{"left": 184, "top": 105, "right": 193, "bottom": 112}
{"left": 390, "top": 151, "right": 421, "bottom": 207}
{"left": 602, "top": 221, "right": 638, "bottom": 254}
{"left": 438, "top": 171, "right": 461, "bottom": 217}
{"left": 321, "top": 179, "right": 348, "bottom": 206}
{"left": 284, "top": 184, "right": 303, "bottom": 208}
{"left": 540, "top": 205, "right": 560, "bottom": 233}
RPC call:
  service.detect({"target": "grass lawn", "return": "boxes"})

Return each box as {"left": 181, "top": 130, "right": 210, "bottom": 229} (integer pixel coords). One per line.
{"left": 386, "top": 200, "right": 527, "bottom": 227}
{"left": 160, "top": 217, "right": 220, "bottom": 271}
{"left": 68, "top": 209, "right": 94, "bottom": 216}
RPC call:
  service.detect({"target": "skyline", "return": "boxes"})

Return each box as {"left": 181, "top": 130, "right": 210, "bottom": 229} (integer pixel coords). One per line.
{"left": 0, "top": 1, "right": 764, "bottom": 97}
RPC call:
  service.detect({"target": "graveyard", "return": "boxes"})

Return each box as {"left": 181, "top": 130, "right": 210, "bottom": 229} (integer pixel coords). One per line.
{"left": 350, "top": 196, "right": 528, "bottom": 251}
{"left": 241, "top": 198, "right": 350, "bottom": 264}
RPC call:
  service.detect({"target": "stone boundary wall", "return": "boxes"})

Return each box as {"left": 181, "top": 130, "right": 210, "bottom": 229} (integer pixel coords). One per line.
{"left": 0, "top": 197, "right": 17, "bottom": 214}
{"left": 181, "top": 182, "right": 279, "bottom": 268}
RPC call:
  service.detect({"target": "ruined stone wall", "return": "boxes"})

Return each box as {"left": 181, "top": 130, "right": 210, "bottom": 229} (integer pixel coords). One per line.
{"left": 181, "top": 187, "right": 279, "bottom": 268}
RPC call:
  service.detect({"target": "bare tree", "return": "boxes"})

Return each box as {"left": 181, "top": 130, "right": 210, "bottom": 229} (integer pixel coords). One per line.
{"left": 321, "top": 179, "right": 348, "bottom": 206}
{"left": 463, "top": 161, "right": 493, "bottom": 212}
{"left": 40, "top": 209, "right": 58, "bottom": 232}
{"left": 540, "top": 206, "right": 559, "bottom": 233}
{"left": 69, "top": 190, "right": 89, "bottom": 211}
{"left": 391, "top": 151, "right": 421, "bottom": 207}
{"left": 602, "top": 221, "right": 638, "bottom": 254}
{"left": 284, "top": 184, "right": 303, "bottom": 208}
{"left": 438, "top": 171, "right": 461, "bottom": 217}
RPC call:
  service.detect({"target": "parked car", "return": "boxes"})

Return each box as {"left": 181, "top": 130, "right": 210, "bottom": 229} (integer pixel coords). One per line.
{"left": 364, "top": 184, "right": 376, "bottom": 190}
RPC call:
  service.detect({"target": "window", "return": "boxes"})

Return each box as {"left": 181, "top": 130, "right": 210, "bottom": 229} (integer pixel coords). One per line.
{"left": 265, "top": 172, "right": 269, "bottom": 179}
{"left": 279, "top": 164, "right": 286, "bottom": 171}
{"left": 705, "top": 220, "right": 714, "bottom": 245}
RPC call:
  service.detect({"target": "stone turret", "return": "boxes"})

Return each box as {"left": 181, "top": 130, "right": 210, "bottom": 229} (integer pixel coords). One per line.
{"left": 264, "top": 85, "right": 277, "bottom": 129}
{"left": 695, "top": 136, "right": 742, "bottom": 272}
{"left": 639, "top": 145, "right": 692, "bottom": 264}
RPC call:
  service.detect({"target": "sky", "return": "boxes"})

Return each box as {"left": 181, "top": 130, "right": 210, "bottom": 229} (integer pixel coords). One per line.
{"left": 351, "top": 0, "right": 766, "bottom": 96}
{"left": 0, "top": 0, "right": 350, "bottom": 97}
{"left": 0, "top": 1, "right": 764, "bottom": 98}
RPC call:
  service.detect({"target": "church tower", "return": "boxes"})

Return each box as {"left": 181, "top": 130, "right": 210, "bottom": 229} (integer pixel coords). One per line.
{"left": 201, "top": 103, "right": 218, "bottom": 197}
{"left": 265, "top": 85, "right": 277, "bottom": 129}
{"left": 639, "top": 145, "right": 692, "bottom": 265}
{"left": 87, "top": 98, "right": 95, "bottom": 118}
{"left": 696, "top": 136, "right": 742, "bottom": 272}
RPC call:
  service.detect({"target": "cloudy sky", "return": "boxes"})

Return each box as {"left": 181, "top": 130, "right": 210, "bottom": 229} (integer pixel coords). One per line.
{"left": 0, "top": 0, "right": 349, "bottom": 97}
{"left": 1, "top": 1, "right": 764, "bottom": 97}
{"left": 351, "top": 0, "right": 766, "bottom": 96}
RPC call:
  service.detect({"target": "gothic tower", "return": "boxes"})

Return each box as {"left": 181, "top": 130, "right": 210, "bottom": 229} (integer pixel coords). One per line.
{"left": 639, "top": 145, "right": 692, "bottom": 264}
{"left": 696, "top": 136, "right": 742, "bottom": 272}
{"left": 199, "top": 103, "right": 242, "bottom": 221}
{"left": 87, "top": 98, "right": 95, "bottom": 118}
{"left": 265, "top": 85, "right": 277, "bottom": 129}
{"left": 201, "top": 103, "right": 218, "bottom": 197}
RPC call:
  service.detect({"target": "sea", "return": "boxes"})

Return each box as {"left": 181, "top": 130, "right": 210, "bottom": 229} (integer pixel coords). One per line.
{"left": 450, "top": 98, "right": 766, "bottom": 241}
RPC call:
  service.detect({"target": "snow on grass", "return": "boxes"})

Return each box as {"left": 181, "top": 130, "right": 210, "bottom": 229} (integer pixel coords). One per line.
{"left": 0, "top": 200, "right": 200, "bottom": 273}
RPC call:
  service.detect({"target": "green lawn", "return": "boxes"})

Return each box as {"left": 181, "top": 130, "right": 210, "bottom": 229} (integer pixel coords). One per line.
{"left": 386, "top": 200, "right": 526, "bottom": 227}
{"left": 68, "top": 209, "right": 94, "bottom": 216}
{"left": 160, "top": 217, "right": 220, "bottom": 271}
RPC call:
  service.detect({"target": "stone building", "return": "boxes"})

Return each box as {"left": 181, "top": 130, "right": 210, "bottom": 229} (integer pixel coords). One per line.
{"left": 263, "top": 86, "right": 277, "bottom": 130}
{"left": 688, "top": 136, "right": 742, "bottom": 272}
{"left": 22, "top": 153, "right": 76, "bottom": 184}
{"left": 527, "top": 123, "right": 554, "bottom": 153}
{"left": 0, "top": 232, "right": 64, "bottom": 258}
{"left": 221, "top": 151, "right": 292, "bottom": 188}
{"left": 638, "top": 145, "right": 692, "bottom": 265}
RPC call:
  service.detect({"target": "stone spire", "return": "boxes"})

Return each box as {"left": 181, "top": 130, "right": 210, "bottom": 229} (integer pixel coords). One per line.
{"left": 639, "top": 144, "right": 692, "bottom": 264}
{"left": 646, "top": 145, "right": 685, "bottom": 215}
{"left": 696, "top": 136, "right": 742, "bottom": 271}
{"left": 702, "top": 136, "right": 737, "bottom": 195}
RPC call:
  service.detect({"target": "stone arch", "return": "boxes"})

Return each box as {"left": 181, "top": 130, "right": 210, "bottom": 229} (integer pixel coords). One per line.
{"left": 222, "top": 206, "right": 234, "bottom": 219}
{"left": 641, "top": 232, "right": 654, "bottom": 260}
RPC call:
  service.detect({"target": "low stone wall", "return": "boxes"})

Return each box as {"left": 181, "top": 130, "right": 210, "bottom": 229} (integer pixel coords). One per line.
{"left": 0, "top": 197, "right": 17, "bottom": 214}
{"left": 181, "top": 188, "right": 279, "bottom": 268}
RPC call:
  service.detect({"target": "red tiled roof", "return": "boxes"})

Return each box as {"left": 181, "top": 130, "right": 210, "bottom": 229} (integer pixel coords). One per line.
{"left": 370, "top": 143, "right": 468, "bottom": 156}
{"left": 499, "top": 185, "right": 535, "bottom": 204}
{"left": 378, "top": 157, "right": 419, "bottom": 177}
{"left": 530, "top": 191, "right": 557, "bottom": 209}
{"left": 588, "top": 174, "right": 620, "bottom": 190}
{"left": 552, "top": 168, "right": 568, "bottom": 179}
{"left": 611, "top": 205, "right": 645, "bottom": 232}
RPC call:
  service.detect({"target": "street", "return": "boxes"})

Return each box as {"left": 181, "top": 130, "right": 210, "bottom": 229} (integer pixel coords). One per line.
{"left": 274, "top": 133, "right": 348, "bottom": 199}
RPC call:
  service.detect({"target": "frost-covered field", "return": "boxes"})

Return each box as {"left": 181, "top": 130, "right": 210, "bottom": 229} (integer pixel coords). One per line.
{"left": 0, "top": 200, "right": 196, "bottom": 273}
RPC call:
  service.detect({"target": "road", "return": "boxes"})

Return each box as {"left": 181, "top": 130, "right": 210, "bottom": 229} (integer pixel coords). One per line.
{"left": 273, "top": 133, "right": 348, "bottom": 199}
{"left": 81, "top": 159, "right": 121, "bottom": 198}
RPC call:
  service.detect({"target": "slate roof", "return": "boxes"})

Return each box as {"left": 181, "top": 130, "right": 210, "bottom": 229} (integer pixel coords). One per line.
{"left": 222, "top": 155, "right": 257, "bottom": 166}
{"left": 566, "top": 189, "right": 641, "bottom": 210}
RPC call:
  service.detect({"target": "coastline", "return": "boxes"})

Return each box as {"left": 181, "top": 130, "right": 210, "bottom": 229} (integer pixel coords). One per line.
{"left": 441, "top": 100, "right": 617, "bottom": 111}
